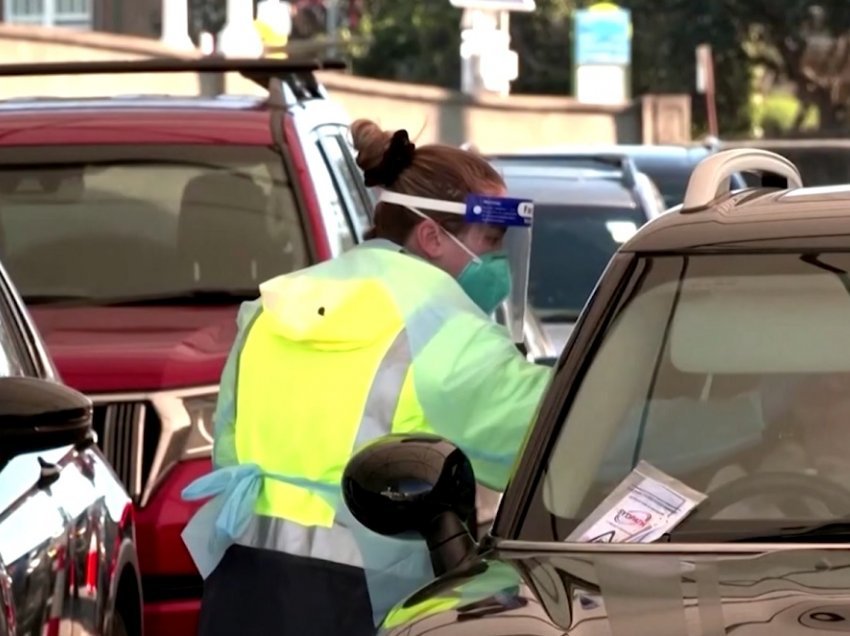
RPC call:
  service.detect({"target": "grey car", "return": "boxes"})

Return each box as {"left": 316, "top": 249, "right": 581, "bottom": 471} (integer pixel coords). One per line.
{"left": 508, "top": 142, "right": 749, "bottom": 209}
{"left": 492, "top": 161, "right": 659, "bottom": 352}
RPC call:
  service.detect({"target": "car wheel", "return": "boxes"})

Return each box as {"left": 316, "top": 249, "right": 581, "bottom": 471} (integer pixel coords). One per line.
{"left": 108, "top": 612, "right": 130, "bottom": 636}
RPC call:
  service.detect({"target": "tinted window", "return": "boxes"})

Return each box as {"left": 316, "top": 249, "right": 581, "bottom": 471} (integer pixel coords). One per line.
{"left": 0, "top": 145, "right": 309, "bottom": 304}
{"left": 525, "top": 252, "right": 850, "bottom": 541}
{"left": 529, "top": 204, "right": 646, "bottom": 319}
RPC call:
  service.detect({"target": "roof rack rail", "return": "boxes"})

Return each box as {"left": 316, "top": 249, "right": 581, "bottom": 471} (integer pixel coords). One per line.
{"left": 490, "top": 151, "right": 639, "bottom": 188}
{"left": 682, "top": 148, "right": 802, "bottom": 210}
{"left": 0, "top": 57, "right": 347, "bottom": 92}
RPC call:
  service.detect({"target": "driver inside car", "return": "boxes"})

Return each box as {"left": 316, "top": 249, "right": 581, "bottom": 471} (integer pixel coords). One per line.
{"left": 593, "top": 371, "right": 850, "bottom": 521}
{"left": 705, "top": 372, "right": 850, "bottom": 520}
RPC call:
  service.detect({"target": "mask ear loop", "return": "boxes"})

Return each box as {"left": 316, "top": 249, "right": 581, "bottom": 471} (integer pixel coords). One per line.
{"left": 403, "top": 205, "right": 482, "bottom": 264}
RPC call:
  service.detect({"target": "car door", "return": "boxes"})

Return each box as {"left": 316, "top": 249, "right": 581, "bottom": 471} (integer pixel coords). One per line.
{"left": 0, "top": 260, "right": 104, "bottom": 635}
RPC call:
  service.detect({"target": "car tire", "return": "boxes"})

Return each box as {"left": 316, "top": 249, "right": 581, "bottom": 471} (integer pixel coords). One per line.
{"left": 108, "top": 612, "right": 130, "bottom": 636}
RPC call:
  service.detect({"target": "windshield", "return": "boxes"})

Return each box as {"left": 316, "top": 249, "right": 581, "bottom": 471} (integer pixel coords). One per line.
{"left": 526, "top": 252, "right": 850, "bottom": 542}
{"left": 529, "top": 204, "right": 645, "bottom": 321}
{"left": 0, "top": 145, "right": 308, "bottom": 305}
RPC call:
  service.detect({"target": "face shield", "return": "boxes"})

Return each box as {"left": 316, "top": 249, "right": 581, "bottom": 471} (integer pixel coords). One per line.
{"left": 378, "top": 190, "right": 534, "bottom": 344}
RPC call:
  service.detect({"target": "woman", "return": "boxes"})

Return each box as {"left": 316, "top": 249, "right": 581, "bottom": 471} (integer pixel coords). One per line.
{"left": 181, "top": 120, "right": 552, "bottom": 635}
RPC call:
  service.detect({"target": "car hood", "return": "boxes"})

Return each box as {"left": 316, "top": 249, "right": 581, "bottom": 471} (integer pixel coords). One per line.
{"left": 28, "top": 305, "right": 238, "bottom": 393}
{"left": 382, "top": 542, "right": 850, "bottom": 635}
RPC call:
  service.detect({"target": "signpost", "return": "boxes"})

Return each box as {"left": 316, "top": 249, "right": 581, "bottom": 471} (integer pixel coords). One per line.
{"left": 573, "top": 2, "right": 632, "bottom": 105}
{"left": 450, "top": 0, "right": 536, "bottom": 97}
{"left": 696, "top": 43, "right": 719, "bottom": 136}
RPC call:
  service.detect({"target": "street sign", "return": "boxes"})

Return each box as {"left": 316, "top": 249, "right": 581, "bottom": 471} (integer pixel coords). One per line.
{"left": 449, "top": 0, "right": 536, "bottom": 11}
{"left": 574, "top": 2, "right": 631, "bottom": 66}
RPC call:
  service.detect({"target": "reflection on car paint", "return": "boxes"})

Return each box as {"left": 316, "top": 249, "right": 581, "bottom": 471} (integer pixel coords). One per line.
{"left": 0, "top": 444, "right": 135, "bottom": 635}
{"left": 382, "top": 546, "right": 850, "bottom": 635}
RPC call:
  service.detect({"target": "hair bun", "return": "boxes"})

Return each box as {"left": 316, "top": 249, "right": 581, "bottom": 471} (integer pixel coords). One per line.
{"left": 361, "top": 129, "right": 416, "bottom": 188}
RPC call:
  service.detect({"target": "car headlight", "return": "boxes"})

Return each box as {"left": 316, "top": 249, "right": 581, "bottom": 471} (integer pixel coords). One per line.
{"left": 182, "top": 392, "right": 218, "bottom": 459}
{"left": 137, "top": 387, "right": 219, "bottom": 506}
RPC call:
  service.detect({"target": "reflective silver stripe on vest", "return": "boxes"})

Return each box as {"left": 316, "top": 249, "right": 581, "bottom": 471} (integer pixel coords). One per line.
{"left": 235, "top": 329, "right": 412, "bottom": 568}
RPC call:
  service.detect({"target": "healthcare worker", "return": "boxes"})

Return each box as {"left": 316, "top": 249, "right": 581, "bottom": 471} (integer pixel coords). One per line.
{"left": 180, "top": 119, "right": 552, "bottom": 636}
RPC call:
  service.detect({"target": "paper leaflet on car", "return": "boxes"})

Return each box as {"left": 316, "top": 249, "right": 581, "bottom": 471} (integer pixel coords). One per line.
{"left": 566, "top": 461, "right": 707, "bottom": 543}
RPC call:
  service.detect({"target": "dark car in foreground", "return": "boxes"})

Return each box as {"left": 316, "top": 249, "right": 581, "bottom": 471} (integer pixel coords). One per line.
{"left": 0, "top": 255, "right": 141, "bottom": 635}
{"left": 341, "top": 149, "right": 850, "bottom": 634}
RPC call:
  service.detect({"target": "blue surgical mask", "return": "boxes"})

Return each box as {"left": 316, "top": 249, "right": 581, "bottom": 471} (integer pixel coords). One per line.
{"left": 457, "top": 252, "right": 511, "bottom": 314}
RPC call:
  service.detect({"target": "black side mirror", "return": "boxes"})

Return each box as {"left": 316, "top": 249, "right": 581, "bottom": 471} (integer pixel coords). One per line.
{"left": 0, "top": 377, "right": 92, "bottom": 463}
{"left": 342, "top": 434, "right": 477, "bottom": 576}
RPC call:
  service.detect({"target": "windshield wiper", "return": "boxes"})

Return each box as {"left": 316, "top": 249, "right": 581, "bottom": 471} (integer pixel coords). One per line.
{"left": 25, "top": 289, "right": 259, "bottom": 308}
{"left": 730, "top": 522, "right": 850, "bottom": 543}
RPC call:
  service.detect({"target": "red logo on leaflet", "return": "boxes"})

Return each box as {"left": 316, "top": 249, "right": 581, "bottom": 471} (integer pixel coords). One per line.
{"left": 614, "top": 509, "right": 651, "bottom": 528}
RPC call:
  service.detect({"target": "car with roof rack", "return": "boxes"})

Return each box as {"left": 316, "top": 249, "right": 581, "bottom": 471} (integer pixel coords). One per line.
{"left": 488, "top": 154, "right": 667, "bottom": 352}
{"left": 504, "top": 142, "right": 750, "bottom": 209}
{"left": 341, "top": 148, "right": 850, "bottom": 634}
{"left": 489, "top": 150, "right": 667, "bottom": 219}
{"left": 0, "top": 57, "right": 375, "bottom": 636}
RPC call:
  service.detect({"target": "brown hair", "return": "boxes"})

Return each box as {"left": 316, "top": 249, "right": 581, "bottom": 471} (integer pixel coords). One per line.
{"left": 351, "top": 119, "right": 504, "bottom": 243}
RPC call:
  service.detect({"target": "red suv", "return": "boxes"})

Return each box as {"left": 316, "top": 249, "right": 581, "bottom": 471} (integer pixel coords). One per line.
{"left": 0, "top": 58, "right": 373, "bottom": 636}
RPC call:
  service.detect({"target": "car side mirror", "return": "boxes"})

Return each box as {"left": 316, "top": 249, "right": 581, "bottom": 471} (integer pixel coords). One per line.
{"left": 342, "top": 434, "right": 478, "bottom": 576}
{"left": 0, "top": 377, "right": 92, "bottom": 464}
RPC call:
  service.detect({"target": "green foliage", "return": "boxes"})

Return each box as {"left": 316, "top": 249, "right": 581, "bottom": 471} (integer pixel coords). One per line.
{"left": 751, "top": 92, "right": 819, "bottom": 136}
{"left": 350, "top": 1, "right": 463, "bottom": 89}
{"left": 508, "top": 0, "right": 576, "bottom": 95}
{"left": 620, "top": 0, "right": 752, "bottom": 136}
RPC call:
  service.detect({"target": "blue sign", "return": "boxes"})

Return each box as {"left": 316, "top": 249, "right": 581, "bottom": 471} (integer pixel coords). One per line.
{"left": 575, "top": 4, "right": 631, "bottom": 66}
{"left": 465, "top": 195, "right": 533, "bottom": 227}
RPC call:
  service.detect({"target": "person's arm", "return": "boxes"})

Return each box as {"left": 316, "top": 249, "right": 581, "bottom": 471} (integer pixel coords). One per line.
{"left": 415, "top": 313, "right": 552, "bottom": 491}
{"left": 211, "top": 299, "right": 262, "bottom": 470}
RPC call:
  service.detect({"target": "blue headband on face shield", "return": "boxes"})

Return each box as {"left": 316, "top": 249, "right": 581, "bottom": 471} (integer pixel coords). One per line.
{"left": 378, "top": 191, "right": 533, "bottom": 315}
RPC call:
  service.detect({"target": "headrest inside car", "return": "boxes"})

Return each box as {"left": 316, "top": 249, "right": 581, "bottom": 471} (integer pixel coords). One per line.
{"left": 670, "top": 274, "right": 850, "bottom": 374}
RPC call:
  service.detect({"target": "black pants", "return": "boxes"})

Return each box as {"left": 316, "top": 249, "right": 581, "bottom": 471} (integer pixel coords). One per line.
{"left": 198, "top": 545, "right": 376, "bottom": 636}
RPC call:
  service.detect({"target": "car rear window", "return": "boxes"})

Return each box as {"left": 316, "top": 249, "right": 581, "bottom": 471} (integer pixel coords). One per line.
{"left": 529, "top": 204, "right": 646, "bottom": 321}
{"left": 0, "top": 145, "right": 309, "bottom": 304}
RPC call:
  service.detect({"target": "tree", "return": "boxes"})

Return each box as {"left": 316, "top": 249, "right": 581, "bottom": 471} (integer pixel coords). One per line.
{"left": 723, "top": 0, "right": 850, "bottom": 133}
{"left": 350, "top": 1, "right": 463, "bottom": 89}
{"left": 621, "top": 0, "right": 753, "bottom": 136}
{"left": 508, "top": 0, "right": 576, "bottom": 95}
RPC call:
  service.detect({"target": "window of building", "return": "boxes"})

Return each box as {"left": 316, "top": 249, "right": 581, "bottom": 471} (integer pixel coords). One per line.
{"left": 3, "top": 0, "right": 93, "bottom": 29}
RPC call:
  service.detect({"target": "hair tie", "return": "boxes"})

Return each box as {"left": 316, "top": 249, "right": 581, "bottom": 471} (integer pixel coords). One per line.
{"left": 363, "top": 129, "right": 416, "bottom": 187}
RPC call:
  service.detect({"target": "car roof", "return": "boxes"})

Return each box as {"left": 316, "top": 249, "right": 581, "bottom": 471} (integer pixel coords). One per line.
{"left": 0, "top": 98, "right": 276, "bottom": 146}
{"left": 626, "top": 184, "right": 850, "bottom": 253}
{"left": 497, "top": 164, "right": 639, "bottom": 208}
{"left": 0, "top": 59, "right": 349, "bottom": 147}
